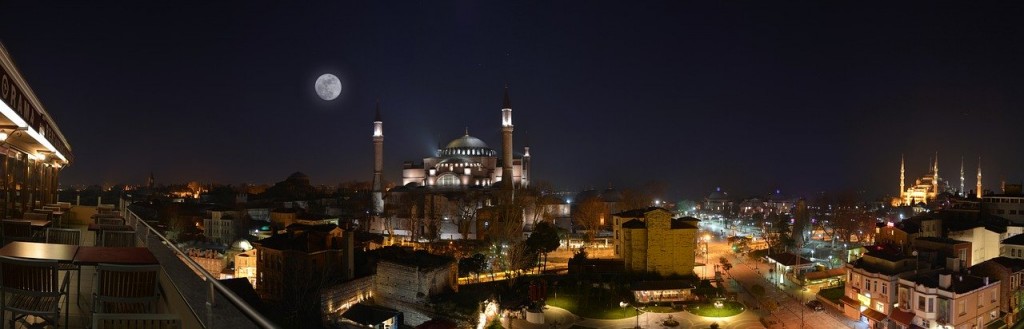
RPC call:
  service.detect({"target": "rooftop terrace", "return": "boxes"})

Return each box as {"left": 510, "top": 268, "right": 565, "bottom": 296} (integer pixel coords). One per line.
{"left": 6, "top": 203, "right": 277, "bottom": 329}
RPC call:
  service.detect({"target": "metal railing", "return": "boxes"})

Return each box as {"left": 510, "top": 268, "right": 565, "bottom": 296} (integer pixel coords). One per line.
{"left": 121, "top": 202, "right": 279, "bottom": 329}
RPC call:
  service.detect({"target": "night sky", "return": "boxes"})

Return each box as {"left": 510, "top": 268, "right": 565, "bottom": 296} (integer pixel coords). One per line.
{"left": 1, "top": 2, "right": 1023, "bottom": 201}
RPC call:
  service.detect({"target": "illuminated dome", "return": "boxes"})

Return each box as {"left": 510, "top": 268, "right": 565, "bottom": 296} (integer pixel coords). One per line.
{"left": 446, "top": 135, "right": 488, "bottom": 149}
{"left": 440, "top": 134, "right": 495, "bottom": 157}
{"left": 231, "top": 239, "right": 253, "bottom": 251}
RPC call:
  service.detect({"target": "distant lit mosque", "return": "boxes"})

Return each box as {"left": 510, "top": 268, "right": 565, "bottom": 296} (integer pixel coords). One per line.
{"left": 397, "top": 87, "right": 530, "bottom": 190}
{"left": 368, "top": 86, "right": 531, "bottom": 214}
{"left": 895, "top": 153, "right": 983, "bottom": 206}
{"left": 401, "top": 129, "right": 530, "bottom": 189}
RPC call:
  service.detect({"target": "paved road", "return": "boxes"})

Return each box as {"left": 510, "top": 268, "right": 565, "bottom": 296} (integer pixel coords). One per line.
{"left": 721, "top": 243, "right": 864, "bottom": 329}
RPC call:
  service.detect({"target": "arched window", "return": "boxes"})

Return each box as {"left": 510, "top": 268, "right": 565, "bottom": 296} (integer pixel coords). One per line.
{"left": 437, "top": 173, "right": 460, "bottom": 187}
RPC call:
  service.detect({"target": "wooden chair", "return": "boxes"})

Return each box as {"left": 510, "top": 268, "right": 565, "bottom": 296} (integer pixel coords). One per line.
{"left": 0, "top": 256, "right": 70, "bottom": 328}
{"left": 45, "top": 228, "right": 80, "bottom": 246}
{"left": 24, "top": 212, "right": 49, "bottom": 221}
{"left": 93, "top": 264, "right": 161, "bottom": 314}
{"left": 92, "top": 313, "right": 180, "bottom": 329}
{"left": 101, "top": 230, "right": 137, "bottom": 248}
{"left": 1, "top": 220, "right": 34, "bottom": 244}
{"left": 46, "top": 228, "right": 83, "bottom": 303}
{"left": 94, "top": 212, "right": 121, "bottom": 220}
{"left": 99, "top": 218, "right": 125, "bottom": 226}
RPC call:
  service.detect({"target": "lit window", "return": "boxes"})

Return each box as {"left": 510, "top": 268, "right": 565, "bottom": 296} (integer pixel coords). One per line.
{"left": 437, "top": 174, "right": 460, "bottom": 187}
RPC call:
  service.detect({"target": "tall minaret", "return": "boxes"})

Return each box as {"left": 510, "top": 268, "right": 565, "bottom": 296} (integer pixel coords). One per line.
{"left": 900, "top": 154, "right": 905, "bottom": 205}
{"left": 932, "top": 152, "right": 939, "bottom": 194}
{"left": 371, "top": 101, "right": 385, "bottom": 215}
{"left": 522, "top": 138, "right": 531, "bottom": 188}
{"left": 500, "top": 85, "right": 514, "bottom": 190}
{"left": 976, "top": 157, "right": 983, "bottom": 199}
{"left": 960, "top": 157, "right": 965, "bottom": 197}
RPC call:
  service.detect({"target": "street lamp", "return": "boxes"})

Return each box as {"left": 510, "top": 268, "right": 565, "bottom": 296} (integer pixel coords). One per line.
{"left": 620, "top": 302, "right": 642, "bottom": 329}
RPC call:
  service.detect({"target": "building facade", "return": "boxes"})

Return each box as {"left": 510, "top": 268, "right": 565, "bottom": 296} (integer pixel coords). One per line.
{"left": 842, "top": 247, "right": 918, "bottom": 329}
{"left": 892, "top": 270, "right": 1000, "bottom": 329}
{"left": 970, "top": 257, "right": 1024, "bottom": 327}
{"left": 617, "top": 208, "right": 698, "bottom": 276}
{"left": 254, "top": 226, "right": 354, "bottom": 305}
{"left": 0, "top": 43, "right": 74, "bottom": 218}
{"left": 982, "top": 188, "right": 1024, "bottom": 224}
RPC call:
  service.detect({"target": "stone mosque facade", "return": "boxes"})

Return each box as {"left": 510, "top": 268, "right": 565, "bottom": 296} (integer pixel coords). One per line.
{"left": 367, "top": 86, "right": 533, "bottom": 240}
{"left": 393, "top": 86, "right": 530, "bottom": 190}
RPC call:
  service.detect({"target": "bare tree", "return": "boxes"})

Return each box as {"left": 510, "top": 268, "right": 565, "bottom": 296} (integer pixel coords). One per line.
{"left": 572, "top": 196, "right": 606, "bottom": 242}
{"left": 444, "top": 190, "right": 483, "bottom": 240}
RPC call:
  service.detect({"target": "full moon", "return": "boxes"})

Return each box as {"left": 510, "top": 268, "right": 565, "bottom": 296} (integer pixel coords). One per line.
{"left": 314, "top": 73, "right": 342, "bottom": 101}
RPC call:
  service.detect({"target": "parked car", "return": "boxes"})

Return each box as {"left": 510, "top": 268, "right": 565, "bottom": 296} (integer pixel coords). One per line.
{"left": 806, "top": 300, "right": 824, "bottom": 311}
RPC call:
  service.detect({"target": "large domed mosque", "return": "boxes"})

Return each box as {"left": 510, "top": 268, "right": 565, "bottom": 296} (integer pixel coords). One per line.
{"left": 391, "top": 86, "right": 530, "bottom": 190}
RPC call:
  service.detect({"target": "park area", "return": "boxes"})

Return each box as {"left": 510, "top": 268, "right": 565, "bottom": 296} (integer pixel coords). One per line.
{"left": 432, "top": 272, "right": 747, "bottom": 326}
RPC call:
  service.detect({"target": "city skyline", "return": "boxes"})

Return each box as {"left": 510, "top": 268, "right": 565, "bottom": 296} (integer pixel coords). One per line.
{"left": 2, "top": 2, "right": 1023, "bottom": 200}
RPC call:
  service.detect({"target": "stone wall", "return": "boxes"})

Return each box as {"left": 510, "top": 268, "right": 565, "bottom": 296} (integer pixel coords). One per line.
{"left": 376, "top": 297, "right": 436, "bottom": 326}
{"left": 320, "top": 275, "right": 375, "bottom": 323}
{"left": 375, "top": 260, "right": 456, "bottom": 303}
{"left": 375, "top": 261, "right": 424, "bottom": 302}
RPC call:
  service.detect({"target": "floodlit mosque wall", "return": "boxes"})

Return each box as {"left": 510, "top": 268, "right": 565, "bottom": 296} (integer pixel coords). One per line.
{"left": 0, "top": 44, "right": 73, "bottom": 218}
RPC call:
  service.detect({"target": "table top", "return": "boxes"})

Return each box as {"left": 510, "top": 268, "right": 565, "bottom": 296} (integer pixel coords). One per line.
{"left": 8, "top": 219, "right": 52, "bottom": 228}
{"left": 88, "top": 224, "right": 133, "bottom": 232}
{"left": 0, "top": 241, "right": 79, "bottom": 263}
{"left": 74, "top": 246, "right": 158, "bottom": 265}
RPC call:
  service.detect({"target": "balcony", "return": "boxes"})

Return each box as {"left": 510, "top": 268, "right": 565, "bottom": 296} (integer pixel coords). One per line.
{"left": 9, "top": 204, "right": 277, "bottom": 329}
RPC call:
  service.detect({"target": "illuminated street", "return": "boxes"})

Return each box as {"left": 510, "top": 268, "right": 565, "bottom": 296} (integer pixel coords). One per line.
{"left": 698, "top": 219, "right": 865, "bottom": 329}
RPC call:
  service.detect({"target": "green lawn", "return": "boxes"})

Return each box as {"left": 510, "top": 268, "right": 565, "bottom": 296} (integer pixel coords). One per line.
{"left": 818, "top": 285, "right": 845, "bottom": 303}
{"left": 685, "top": 301, "right": 745, "bottom": 317}
{"left": 546, "top": 296, "right": 635, "bottom": 319}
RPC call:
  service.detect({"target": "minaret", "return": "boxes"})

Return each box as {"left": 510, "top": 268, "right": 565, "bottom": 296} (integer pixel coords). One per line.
{"left": 522, "top": 135, "right": 531, "bottom": 188}
{"left": 960, "top": 157, "right": 965, "bottom": 197}
{"left": 500, "top": 84, "right": 514, "bottom": 190}
{"left": 976, "top": 157, "right": 983, "bottom": 199}
{"left": 932, "top": 152, "right": 939, "bottom": 195}
{"left": 900, "top": 155, "right": 905, "bottom": 205}
{"left": 371, "top": 101, "right": 385, "bottom": 215}
{"left": 147, "top": 172, "right": 154, "bottom": 189}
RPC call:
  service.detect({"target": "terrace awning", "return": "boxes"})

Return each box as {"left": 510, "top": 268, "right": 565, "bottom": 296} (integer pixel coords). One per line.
{"left": 862, "top": 308, "right": 886, "bottom": 322}
{"left": 889, "top": 308, "right": 914, "bottom": 326}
